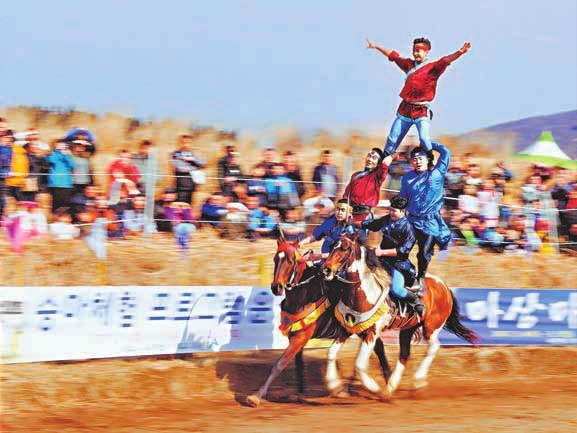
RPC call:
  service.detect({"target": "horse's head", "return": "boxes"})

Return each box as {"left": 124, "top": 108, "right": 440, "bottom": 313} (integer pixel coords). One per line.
{"left": 271, "top": 230, "right": 310, "bottom": 296}
{"left": 321, "top": 232, "right": 361, "bottom": 281}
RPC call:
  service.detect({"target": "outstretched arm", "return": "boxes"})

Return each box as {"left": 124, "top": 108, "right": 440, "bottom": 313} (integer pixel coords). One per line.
{"left": 431, "top": 142, "right": 451, "bottom": 175}
{"left": 366, "top": 39, "right": 394, "bottom": 58}
{"left": 444, "top": 42, "right": 471, "bottom": 64}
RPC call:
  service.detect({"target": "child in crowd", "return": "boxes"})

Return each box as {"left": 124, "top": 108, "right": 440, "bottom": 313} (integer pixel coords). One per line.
{"left": 49, "top": 208, "right": 80, "bottom": 240}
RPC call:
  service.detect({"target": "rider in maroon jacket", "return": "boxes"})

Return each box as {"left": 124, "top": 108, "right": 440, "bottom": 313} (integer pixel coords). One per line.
{"left": 343, "top": 148, "right": 393, "bottom": 224}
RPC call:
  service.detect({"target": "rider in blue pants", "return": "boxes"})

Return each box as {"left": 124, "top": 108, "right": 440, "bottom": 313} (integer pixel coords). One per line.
{"left": 361, "top": 195, "right": 424, "bottom": 316}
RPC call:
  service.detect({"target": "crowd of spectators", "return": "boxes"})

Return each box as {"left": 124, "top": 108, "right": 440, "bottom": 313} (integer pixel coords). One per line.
{"left": 0, "top": 115, "right": 576, "bottom": 256}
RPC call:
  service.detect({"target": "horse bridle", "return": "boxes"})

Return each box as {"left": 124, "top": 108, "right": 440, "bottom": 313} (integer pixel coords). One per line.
{"left": 275, "top": 247, "right": 318, "bottom": 291}
{"left": 328, "top": 239, "right": 361, "bottom": 285}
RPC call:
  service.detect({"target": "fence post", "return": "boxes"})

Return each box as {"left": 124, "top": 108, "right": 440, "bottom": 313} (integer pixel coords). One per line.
{"left": 258, "top": 254, "right": 268, "bottom": 286}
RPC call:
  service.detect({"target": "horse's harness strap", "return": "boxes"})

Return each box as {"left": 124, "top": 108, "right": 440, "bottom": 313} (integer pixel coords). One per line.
{"left": 279, "top": 296, "right": 331, "bottom": 336}
{"left": 334, "top": 288, "right": 390, "bottom": 334}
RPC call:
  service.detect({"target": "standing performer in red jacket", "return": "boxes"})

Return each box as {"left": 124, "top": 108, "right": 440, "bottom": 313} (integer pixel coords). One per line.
{"left": 367, "top": 37, "right": 471, "bottom": 159}
{"left": 343, "top": 148, "right": 393, "bottom": 224}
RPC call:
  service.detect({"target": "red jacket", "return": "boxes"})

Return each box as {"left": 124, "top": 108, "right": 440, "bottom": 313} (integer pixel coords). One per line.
{"left": 107, "top": 159, "right": 141, "bottom": 184}
{"left": 388, "top": 51, "right": 454, "bottom": 119}
{"left": 343, "top": 162, "right": 389, "bottom": 207}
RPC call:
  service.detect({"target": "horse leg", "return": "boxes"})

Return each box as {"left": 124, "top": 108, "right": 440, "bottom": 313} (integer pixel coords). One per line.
{"left": 354, "top": 332, "right": 382, "bottom": 395}
{"left": 294, "top": 349, "right": 305, "bottom": 396}
{"left": 373, "top": 337, "right": 392, "bottom": 383}
{"left": 387, "top": 326, "right": 417, "bottom": 395}
{"left": 246, "top": 327, "right": 313, "bottom": 408}
{"left": 325, "top": 337, "right": 349, "bottom": 397}
{"left": 413, "top": 328, "right": 441, "bottom": 389}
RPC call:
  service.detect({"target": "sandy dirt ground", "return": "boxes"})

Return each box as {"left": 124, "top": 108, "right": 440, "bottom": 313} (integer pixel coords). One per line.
{"left": 3, "top": 344, "right": 577, "bottom": 433}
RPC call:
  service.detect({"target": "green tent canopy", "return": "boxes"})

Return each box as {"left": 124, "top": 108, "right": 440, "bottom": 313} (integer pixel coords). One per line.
{"left": 514, "top": 130, "right": 577, "bottom": 169}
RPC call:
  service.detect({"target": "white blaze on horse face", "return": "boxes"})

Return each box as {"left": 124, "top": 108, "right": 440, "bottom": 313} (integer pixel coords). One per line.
{"left": 277, "top": 251, "right": 285, "bottom": 260}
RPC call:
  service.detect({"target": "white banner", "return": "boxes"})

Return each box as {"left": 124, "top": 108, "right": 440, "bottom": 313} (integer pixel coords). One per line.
{"left": 0, "top": 286, "right": 288, "bottom": 364}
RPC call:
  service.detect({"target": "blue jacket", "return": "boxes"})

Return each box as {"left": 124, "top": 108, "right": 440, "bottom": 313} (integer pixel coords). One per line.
{"left": 46, "top": 150, "right": 75, "bottom": 188}
{"left": 312, "top": 215, "right": 356, "bottom": 254}
{"left": 0, "top": 145, "right": 11, "bottom": 180}
{"left": 264, "top": 175, "right": 297, "bottom": 203}
{"left": 362, "top": 215, "right": 417, "bottom": 281}
{"left": 399, "top": 141, "right": 451, "bottom": 248}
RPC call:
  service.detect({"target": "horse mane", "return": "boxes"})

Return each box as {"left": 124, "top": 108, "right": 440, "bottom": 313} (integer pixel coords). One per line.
{"left": 358, "top": 241, "right": 390, "bottom": 289}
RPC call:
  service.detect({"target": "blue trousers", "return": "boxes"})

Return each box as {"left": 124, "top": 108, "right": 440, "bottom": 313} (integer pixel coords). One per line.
{"left": 390, "top": 268, "right": 409, "bottom": 298}
{"left": 384, "top": 113, "right": 432, "bottom": 155}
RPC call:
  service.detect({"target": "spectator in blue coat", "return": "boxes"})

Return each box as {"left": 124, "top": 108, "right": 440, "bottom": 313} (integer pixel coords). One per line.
{"left": 46, "top": 140, "right": 75, "bottom": 213}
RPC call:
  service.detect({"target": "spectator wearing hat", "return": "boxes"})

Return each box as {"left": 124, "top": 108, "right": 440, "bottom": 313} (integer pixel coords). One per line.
{"left": 363, "top": 195, "right": 424, "bottom": 317}
{"left": 64, "top": 128, "right": 96, "bottom": 155}
{"left": 25, "top": 129, "right": 50, "bottom": 155}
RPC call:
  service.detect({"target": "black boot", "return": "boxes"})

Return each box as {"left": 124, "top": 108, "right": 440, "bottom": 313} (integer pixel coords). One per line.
{"left": 404, "top": 291, "right": 425, "bottom": 318}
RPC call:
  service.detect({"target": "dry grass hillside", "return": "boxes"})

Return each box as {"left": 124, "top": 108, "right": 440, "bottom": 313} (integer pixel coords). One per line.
{"left": 1, "top": 106, "right": 575, "bottom": 289}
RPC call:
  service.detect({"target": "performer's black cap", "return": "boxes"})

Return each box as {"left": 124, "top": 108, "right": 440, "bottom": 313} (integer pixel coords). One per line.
{"left": 370, "top": 147, "right": 384, "bottom": 160}
{"left": 390, "top": 195, "right": 408, "bottom": 210}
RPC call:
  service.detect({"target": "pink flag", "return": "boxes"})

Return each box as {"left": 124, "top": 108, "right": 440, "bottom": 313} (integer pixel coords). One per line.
{"left": 3, "top": 216, "right": 25, "bottom": 254}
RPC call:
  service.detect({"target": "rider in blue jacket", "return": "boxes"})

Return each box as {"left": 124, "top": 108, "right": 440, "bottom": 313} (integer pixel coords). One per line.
{"left": 362, "top": 195, "right": 424, "bottom": 316}
{"left": 299, "top": 199, "right": 358, "bottom": 258}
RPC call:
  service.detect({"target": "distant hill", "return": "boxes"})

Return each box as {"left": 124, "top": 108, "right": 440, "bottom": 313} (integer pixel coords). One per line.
{"left": 459, "top": 110, "right": 577, "bottom": 159}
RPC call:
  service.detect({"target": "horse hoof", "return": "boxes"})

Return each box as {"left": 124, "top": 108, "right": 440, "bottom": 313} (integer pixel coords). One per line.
{"left": 246, "top": 394, "right": 261, "bottom": 408}
{"left": 286, "top": 394, "right": 305, "bottom": 403}
{"left": 413, "top": 378, "right": 428, "bottom": 390}
{"left": 331, "top": 389, "right": 350, "bottom": 399}
{"left": 378, "top": 388, "right": 392, "bottom": 401}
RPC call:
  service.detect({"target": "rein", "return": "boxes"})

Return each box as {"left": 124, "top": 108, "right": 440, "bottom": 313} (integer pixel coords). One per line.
{"left": 330, "top": 240, "right": 361, "bottom": 285}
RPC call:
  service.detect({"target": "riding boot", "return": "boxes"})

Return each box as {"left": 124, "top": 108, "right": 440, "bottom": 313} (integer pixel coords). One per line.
{"left": 404, "top": 291, "right": 425, "bottom": 318}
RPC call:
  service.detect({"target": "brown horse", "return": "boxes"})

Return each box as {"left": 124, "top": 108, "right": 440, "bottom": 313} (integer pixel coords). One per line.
{"left": 246, "top": 232, "right": 391, "bottom": 407}
{"left": 321, "top": 233, "right": 478, "bottom": 397}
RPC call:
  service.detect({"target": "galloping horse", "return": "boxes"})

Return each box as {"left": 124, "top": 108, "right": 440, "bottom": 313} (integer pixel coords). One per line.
{"left": 321, "top": 233, "right": 478, "bottom": 397}
{"left": 246, "top": 232, "right": 391, "bottom": 407}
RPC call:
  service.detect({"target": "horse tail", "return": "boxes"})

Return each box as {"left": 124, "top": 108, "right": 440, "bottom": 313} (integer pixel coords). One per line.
{"left": 443, "top": 290, "right": 479, "bottom": 345}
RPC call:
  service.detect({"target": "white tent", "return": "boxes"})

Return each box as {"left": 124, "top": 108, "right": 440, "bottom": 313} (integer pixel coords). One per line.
{"left": 517, "top": 131, "right": 571, "bottom": 160}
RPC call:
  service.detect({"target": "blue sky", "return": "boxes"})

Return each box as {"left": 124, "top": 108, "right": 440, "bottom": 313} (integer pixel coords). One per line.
{"left": 1, "top": 0, "right": 576, "bottom": 135}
